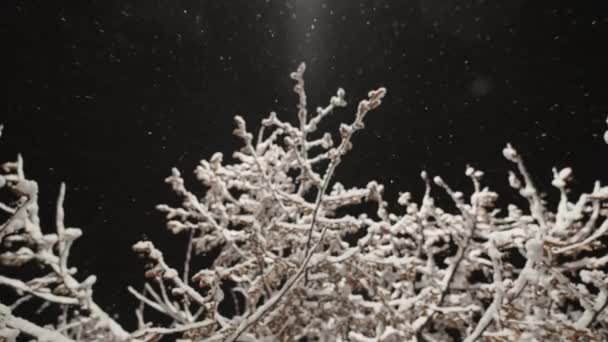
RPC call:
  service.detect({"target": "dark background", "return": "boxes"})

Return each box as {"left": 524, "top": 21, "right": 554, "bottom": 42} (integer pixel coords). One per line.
{"left": 3, "top": 0, "right": 608, "bottom": 330}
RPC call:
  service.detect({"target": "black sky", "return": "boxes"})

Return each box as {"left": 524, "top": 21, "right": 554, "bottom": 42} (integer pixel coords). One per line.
{"left": 3, "top": 0, "right": 608, "bottom": 328}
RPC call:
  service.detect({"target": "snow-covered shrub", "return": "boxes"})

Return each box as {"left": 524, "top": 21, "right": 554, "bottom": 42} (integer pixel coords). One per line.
{"left": 1, "top": 64, "right": 608, "bottom": 341}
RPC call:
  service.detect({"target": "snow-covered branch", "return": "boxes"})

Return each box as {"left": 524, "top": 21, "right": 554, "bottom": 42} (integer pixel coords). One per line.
{"left": 2, "top": 64, "right": 608, "bottom": 341}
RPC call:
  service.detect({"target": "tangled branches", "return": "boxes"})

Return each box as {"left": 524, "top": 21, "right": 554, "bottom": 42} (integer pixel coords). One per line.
{"left": 1, "top": 64, "right": 608, "bottom": 341}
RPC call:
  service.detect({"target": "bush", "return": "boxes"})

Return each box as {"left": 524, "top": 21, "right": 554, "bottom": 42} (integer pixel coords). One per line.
{"left": 1, "top": 64, "right": 608, "bottom": 341}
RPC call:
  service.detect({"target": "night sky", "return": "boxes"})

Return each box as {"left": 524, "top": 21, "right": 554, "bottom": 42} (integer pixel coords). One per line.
{"left": 3, "top": 0, "right": 608, "bottom": 329}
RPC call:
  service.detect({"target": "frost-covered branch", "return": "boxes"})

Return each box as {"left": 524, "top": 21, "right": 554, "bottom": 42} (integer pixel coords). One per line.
{"left": 0, "top": 158, "right": 130, "bottom": 341}
{"left": 2, "top": 63, "right": 608, "bottom": 341}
